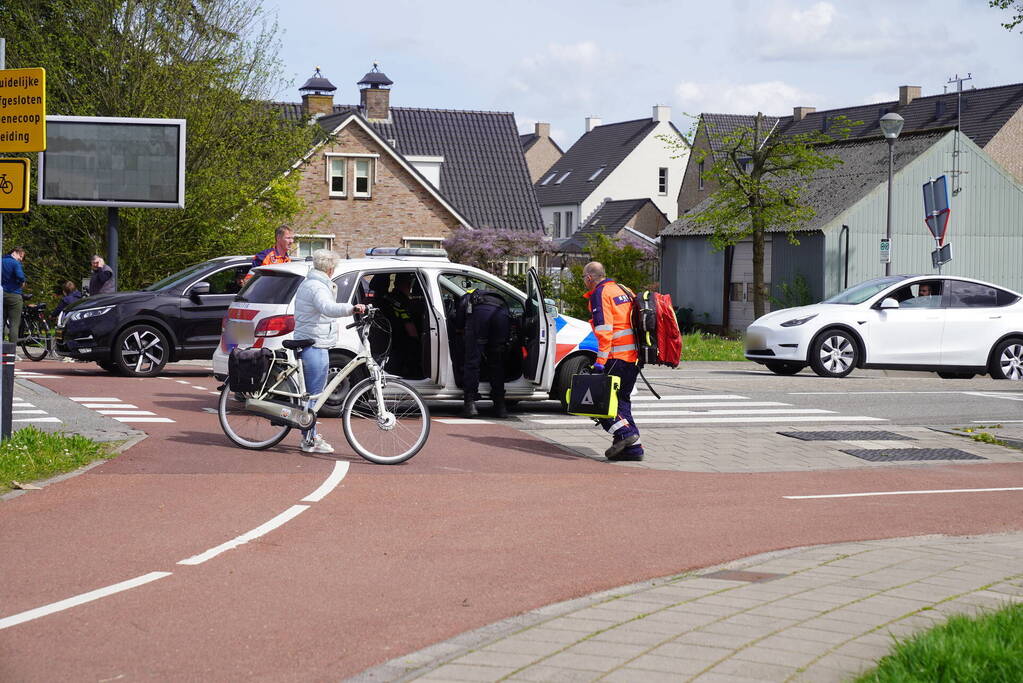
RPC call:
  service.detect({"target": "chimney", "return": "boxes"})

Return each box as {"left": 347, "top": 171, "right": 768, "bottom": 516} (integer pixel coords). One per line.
{"left": 652, "top": 105, "right": 671, "bottom": 123}
{"left": 792, "top": 106, "right": 816, "bottom": 122}
{"left": 585, "top": 116, "right": 602, "bottom": 133}
{"left": 298, "top": 67, "right": 336, "bottom": 118}
{"left": 899, "top": 85, "right": 921, "bottom": 106}
{"left": 535, "top": 122, "right": 550, "bottom": 138}
{"left": 358, "top": 62, "right": 394, "bottom": 120}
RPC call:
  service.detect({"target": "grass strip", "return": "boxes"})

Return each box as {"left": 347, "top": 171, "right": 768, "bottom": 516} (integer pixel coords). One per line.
{"left": 856, "top": 603, "right": 1023, "bottom": 682}
{"left": 682, "top": 332, "right": 746, "bottom": 362}
{"left": 0, "top": 427, "right": 111, "bottom": 494}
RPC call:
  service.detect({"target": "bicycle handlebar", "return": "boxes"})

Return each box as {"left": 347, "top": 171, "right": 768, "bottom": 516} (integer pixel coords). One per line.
{"left": 345, "top": 304, "right": 377, "bottom": 330}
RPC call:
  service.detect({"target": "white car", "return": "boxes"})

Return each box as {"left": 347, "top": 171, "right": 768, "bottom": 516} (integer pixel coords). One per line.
{"left": 213, "top": 248, "right": 599, "bottom": 414}
{"left": 745, "top": 274, "right": 1023, "bottom": 380}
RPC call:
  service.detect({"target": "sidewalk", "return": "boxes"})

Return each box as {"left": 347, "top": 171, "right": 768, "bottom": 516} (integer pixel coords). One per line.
{"left": 357, "top": 533, "right": 1023, "bottom": 682}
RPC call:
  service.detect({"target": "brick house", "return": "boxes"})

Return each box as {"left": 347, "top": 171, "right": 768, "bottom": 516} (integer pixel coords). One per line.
{"left": 519, "top": 122, "right": 563, "bottom": 183}
{"left": 276, "top": 66, "right": 544, "bottom": 259}
{"left": 559, "top": 198, "right": 667, "bottom": 258}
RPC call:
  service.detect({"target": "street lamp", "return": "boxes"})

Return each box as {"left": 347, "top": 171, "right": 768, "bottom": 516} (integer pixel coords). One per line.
{"left": 880, "top": 112, "right": 905, "bottom": 276}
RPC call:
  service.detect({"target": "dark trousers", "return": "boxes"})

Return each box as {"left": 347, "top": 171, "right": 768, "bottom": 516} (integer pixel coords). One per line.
{"left": 3, "top": 292, "right": 22, "bottom": 344}
{"left": 598, "top": 358, "right": 640, "bottom": 442}
{"left": 463, "top": 302, "right": 510, "bottom": 401}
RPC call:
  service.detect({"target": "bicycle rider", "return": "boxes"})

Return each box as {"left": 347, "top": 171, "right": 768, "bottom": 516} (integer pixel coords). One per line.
{"left": 2, "top": 246, "right": 27, "bottom": 344}
{"left": 293, "top": 249, "right": 365, "bottom": 454}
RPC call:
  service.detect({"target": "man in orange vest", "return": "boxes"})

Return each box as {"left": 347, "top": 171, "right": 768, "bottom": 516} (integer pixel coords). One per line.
{"left": 583, "top": 261, "right": 643, "bottom": 461}
{"left": 245, "top": 225, "right": 294, "bottom": 282}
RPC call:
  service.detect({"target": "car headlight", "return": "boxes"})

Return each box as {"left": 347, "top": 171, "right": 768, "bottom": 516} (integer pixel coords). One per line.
{"left": 67, "top": 306, "right": 115, "bottom": 322}
{"left": 780, "top": 314, "right": 818, "bottom": 327}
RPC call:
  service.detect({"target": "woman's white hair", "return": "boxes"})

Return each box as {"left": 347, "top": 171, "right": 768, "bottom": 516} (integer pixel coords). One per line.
{"left": 311, "top": 249, "right": 339, "bottom": 274}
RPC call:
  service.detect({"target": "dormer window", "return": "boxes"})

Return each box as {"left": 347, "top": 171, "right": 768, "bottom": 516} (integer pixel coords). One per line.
{"left": 555, "top": 170, "right": 572, "bottom": 184}
{"left": 540, "top": 172, "right": 557, "bottom": 186}
{"left": 588, "top": 166, "right": 606, "bottom": 181}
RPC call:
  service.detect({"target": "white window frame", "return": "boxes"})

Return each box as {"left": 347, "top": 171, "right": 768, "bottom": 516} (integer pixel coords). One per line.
{"left": 324, "top": 153, "right": 379, "bottom": 198}
{"left": 588, "top": 166, "right": 605, "bottom": 181}
{"left": 555, "top": 170, "right": 572, "bottom": 184}
{"left": 328, "top": 157, "right": 346, "bottom": 197}
{"left": 565, "top": 211, "right": 574, "bottom": 235}
{"left": 354, "top": 158, "right": 373, "bottom": 198}
{"left": 296, "top": 234, "right": 335, "bottom": 258}
{"left": 552, "top": 212, "right": 562, "bottom": 239}
{"left": 540, "top": 172, "right": 557, "bottom": 186}
{"left": 402, "top": 236, "right": 445, "bottom": 249}
{"left": 658, "top": 167, "right": 668, "bottom": 195}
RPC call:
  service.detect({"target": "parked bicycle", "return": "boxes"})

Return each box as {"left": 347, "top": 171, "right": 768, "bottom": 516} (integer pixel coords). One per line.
{"left": 18, "top": 301, "right": 52, "bottom": 361}
{"left": 218, "top": 307, "right": 430, "bottom": 464}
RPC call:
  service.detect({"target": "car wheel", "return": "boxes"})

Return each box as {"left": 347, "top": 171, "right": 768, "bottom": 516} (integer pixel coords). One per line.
{"left": 989, "top": 338, "right": 1023, "bottom": 380}
{"left": 937, "top": 372, "right": 976, "bottom": 380}
{"left": 809, "top": 329, "right": 858, "bottom": 378}
{"left": 317, "top": 351, "right": 370, "bottom": 418}
{"left": 765, "top": 361, "right": 804, "bottom": 376}
{"left": 555, "top": 354, "right": 593, "bottom": 411}
{"left": 113, "top": 324, "right": 170, "bottom": 377}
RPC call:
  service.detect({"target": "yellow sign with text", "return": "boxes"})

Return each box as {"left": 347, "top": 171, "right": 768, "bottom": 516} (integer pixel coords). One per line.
{"left": 0, "top": 158, "right": 30, "bottom": 213}
{"left": 0, "top": 68, "right": 46, "bottom": 152}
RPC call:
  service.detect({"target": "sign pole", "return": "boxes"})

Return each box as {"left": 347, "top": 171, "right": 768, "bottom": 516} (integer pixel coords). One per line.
{"left": 1, "top": 37, "right": 7, "bottom": 439}
{"left": 107, "top": 207, "right": 118, "bottom": 290}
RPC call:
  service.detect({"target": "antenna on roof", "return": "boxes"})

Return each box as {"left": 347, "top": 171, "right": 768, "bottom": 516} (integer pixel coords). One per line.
{"left": 946, "top": 73, "right": 972, "bottom": 197}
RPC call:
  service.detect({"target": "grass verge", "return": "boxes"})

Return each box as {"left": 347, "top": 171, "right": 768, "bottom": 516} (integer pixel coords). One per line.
{"left": 682, "top": 332, "right": 746, "bottom": 362}
{"left": 856, "top": 603, "right": 1023, "bottom": 682}
{"left": 0, "top": 427, "right": 111, "bottom": 494}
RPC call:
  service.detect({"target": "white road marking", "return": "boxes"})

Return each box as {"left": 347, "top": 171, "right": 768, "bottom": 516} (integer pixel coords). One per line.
{"left": 97, "top": 410, "right": 157, "bottom": 416}
{"left": 70, "top": 397, "right": 121, "bottom": 402}
{"left": 964, "top": 392, "right": 1023, "bottom": 402}
{"left": 632, "top": 394, "right": 748, "bottom": 402}
{"left": 632, "top": 408, "right": 836, "bottom": 417}
{"left": 82, "top": 403, "right": 138, "bottom": 409}
{"left": 0, "top": 571, "right": 173, "bottom": 631}
{"left": 302, "top": 461, "right": 350, "bottom": 502}
{"left": 12, "top": 402, "right": 33, "bottom": 407}
{"left": 788, "top": 391, "right": 971, "bottom": 395}
{"left": 113, "top": 417, "right": 175, "bottom": 423}
{"left": 12, "top": 409, "right": 46, "bottom": 414}
{"left": 190, "top": 385, "right": 207, "bottom": 391}
{"left": 785, "top": 487, "right": 1023, "bottom": 500}
{"left": 177, "top": 505, "right": 310, "bottom": 566}
{"left": 631, "top": 401, "right": 789, "bottom": 409}
{"left": 176, "top": 380, "right": 191, "bottom": 385}
{"left": 531, "top": 415, "right": 886, "bottom": 425}
{"left": 973, "top": 419, "right": 1023, "bottom": 423}
{"left": 13, "top": 417, "right": 61, "bottom": 423}
{"left": 435, "top": 418, "right": 494, "bottom": 424}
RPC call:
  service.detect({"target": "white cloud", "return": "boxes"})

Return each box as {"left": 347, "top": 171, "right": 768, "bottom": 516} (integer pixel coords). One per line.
{"left": 674, "top": 80, "right": 819, "bottom": 116}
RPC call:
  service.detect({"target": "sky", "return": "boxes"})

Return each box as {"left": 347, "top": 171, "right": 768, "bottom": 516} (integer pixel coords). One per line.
{"left": 258, "top": 0, "right": 1023, "bottom": 149}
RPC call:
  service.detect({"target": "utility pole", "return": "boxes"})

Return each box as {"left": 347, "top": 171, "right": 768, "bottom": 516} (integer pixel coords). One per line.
{"left": 947, "top": 73, "right": 972, "bottom": 197}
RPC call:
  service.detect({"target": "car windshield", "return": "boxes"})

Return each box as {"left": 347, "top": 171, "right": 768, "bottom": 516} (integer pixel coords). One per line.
{"left": 822, "top": 276, "right": 908, "bottom": 305}
{"left": 143, "top": 262, "right": 212, "bottom": 291}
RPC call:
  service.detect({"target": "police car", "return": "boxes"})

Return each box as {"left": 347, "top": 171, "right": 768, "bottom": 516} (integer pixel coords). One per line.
{"left": 212, "top": 248, "right": 598, "bottom": 414}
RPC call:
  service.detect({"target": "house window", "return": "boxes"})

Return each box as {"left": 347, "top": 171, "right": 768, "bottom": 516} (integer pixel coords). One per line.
{"left": 588, "top": 166, "right": 605, "bottom": 181}
{"left": 698, "top": 161, "right": 704, "bottom": 190}
{"left": 565, "top": 211, "right": 574, "bottom": 235}
{"left": 354, "top": 158, "right": 372, "bottom": 197}
{"left": 555, "top": 170, "right": 571, "bottom": 184}
{"left": 658, "top": 167, "right": 668, "bottom": 195}
{"left": 296, "top": 235, "right": 333, "bottom": 258}
{"left": 505, "top": 260, "right": 528, "bottom": 276}
{"left": 329, "top": 158, "right": 346, "bottom": 197}
{"left": 403, "top": 237, "right": 444, "bottom": 250}
{"left": 553, "top": 212, "right": 562, "bottom": 239}
{"left": 540, "top": 172, "right": 557, "bottom": 186}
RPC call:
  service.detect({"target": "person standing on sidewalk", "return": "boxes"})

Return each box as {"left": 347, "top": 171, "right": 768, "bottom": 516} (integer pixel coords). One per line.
{"left": 582, "top": 261, "right": 643, "bottom": 461}
{"left": 2, "top": 247, "right": 27, "bottom": 344}
{"left": 88, "top": 255, "right": 115, "bottom": 295}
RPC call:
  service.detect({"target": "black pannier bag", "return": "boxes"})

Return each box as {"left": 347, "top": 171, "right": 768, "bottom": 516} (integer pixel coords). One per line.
{"left": 228, "top": 347, "right": 275, "bottom": 393}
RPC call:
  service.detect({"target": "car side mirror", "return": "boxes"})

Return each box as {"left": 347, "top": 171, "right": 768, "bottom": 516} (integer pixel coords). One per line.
{"left": 879, "top": 297, "right": 900, "bottom": 309}
{"left": 544, "top": 297, "right": 558, "bottom": 317}
{"left": 190, "top": 281, "right": 211, "bottom": 298}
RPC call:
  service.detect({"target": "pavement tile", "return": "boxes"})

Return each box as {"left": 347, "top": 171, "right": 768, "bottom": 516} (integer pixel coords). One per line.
{"left": 625, "top": 653, "right": 709, "bottom": 675}
{"left": 545, "top": 617, "right": 622, "bottom": 633}
{"left": 744, "top": 604, "right": 828, "bottom": 621}
{"left": 514, "top": 628, "right": 587, "bottom": 645}
{"left": 420, "top": 663, "right": 518, "bottom": 681}
{"left": 589, "top": 626, "right": 668, "bottom": 646}
{"left": 813, "top": 652, "right": 876, "bottom": 676}
{"left": 642, "top": 609, "right": 722, "bottom": 630}
{"left": 647, "top": 641, "right": 732, "bottom": 662}
{"left": 754, "top": 633, "right": 845, "bottom": 656}
{"left": 604, "top": 667, "right": 687, "bottom": 683}
{"left": 732, "top": 644, "right": 819, "bottom": 668}
{"left": 563, "top": 640, "right": 650, "bottom": 659}
{"left": 799, "top": 615, "right": 877, "bottom": 636}
{"left": 506, "top": 665, "right": 601, "bottom": 682}
{"left": 691, "top": 593, "right": 771, "bottom": 610}
{"left": 773, "top": 626, "right": 855, "bottom": 646}
{"left": 540, "top": 651, "right": 628, "bottom": 672}
{"left": 791, "top": 663, "right": 857, "bottom": 683}
{"left": 451, "top": 650, "right": 543, "bottom": 669}
{"left": 831, "top": 639, "right": 895, "bottom": 661}
{"left": 706, "top": 657, "right": 800, "bottom": 680}
{"left": 482, "top": 637, "right": 565, "bottom": 656}
{"left": 671, "top": 629, "right": 755, "bottom": 650}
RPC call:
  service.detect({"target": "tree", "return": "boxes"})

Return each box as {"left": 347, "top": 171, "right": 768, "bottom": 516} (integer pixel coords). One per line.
{"left": 560, "top": 234, "right": 659, "bottom": 319}
{"left": 681, "top": 113, "right": 857, "bottom": 319}
{"left": 991, "top": 0, "right": 1023, "bottom": 31}
{"left": 0, "top": 0, "right": 316, "bottom": 293}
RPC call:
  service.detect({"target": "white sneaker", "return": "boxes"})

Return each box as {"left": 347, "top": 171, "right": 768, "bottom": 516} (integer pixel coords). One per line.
{"left": 300, "top": 435, "right": 335, "bottom": 454}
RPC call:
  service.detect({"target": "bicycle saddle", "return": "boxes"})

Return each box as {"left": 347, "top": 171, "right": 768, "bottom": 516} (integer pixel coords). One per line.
{"left": 282, "top": 338, "right": 314, "bottom": 350}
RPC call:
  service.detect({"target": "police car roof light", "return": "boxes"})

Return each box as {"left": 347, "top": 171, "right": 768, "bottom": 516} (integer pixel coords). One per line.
{"left": 364, "top": 247, "right": 449, "bottom": 258}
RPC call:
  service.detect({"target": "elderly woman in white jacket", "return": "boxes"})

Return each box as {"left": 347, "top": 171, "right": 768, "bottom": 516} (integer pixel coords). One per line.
{"left": 293, "top": 249, "right": 365, "bottom": 453}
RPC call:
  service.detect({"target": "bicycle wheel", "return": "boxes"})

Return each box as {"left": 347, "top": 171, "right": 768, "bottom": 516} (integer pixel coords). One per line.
{"left": 218, "top": 375, "right": 299, "bottom": 450}
{"left": 20, "top": 319, "right": 49, "bottom": 361}
{"left": 342, "top": 376, "right": 430, "bottom": 464}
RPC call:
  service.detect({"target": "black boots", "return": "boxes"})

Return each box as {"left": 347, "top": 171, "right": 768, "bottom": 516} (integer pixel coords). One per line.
{"left": 460, "top": 398, "right": 508, "bottom": 419}
{"left": 493, "top": 398, "right": 508, "bottom": 419}
{"left": 460, "top": 400, "right": 478, "bottom": 418}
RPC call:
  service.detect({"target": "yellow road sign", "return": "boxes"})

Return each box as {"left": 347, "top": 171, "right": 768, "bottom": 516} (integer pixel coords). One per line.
{"left": 0, "top": 158, "right": 30, "bottom": 213}
{"left": 0, "top": 68, "right": 46, "bottom": 152}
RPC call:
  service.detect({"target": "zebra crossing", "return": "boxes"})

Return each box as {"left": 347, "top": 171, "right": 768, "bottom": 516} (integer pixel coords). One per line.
{"left": 11, "top": 397, "right": 61, "bottom": 424}
{"left": 525, "top": 392, "right": 886, "bottom": 426}
{"left": 69, "top": 397, "right": 175, "bottom": 424}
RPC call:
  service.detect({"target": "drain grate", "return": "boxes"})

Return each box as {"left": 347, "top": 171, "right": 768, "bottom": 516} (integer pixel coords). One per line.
{"left": 701, "top": 570, "right": 786, "bottom": 583}
{"left": 840, "top": 448, "right": 985, "bottom": 462}
{"left": 779, "top": 430, "right": 916, "bottom": 441}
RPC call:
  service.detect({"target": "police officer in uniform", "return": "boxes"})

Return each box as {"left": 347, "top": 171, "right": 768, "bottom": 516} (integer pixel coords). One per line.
{"left": 456, "top": 286, "right": 511, "bottom": 418}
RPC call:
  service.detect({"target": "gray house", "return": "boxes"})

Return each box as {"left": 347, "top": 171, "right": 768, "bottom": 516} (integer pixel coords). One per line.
{"left": 662, "top": 129, "right": 1023, "bottom": 331}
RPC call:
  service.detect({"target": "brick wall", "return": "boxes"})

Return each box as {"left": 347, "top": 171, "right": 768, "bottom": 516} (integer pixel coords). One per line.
{"left": 524, "top": 138, "right": 563, "bottom": 183}
{"left": 294, "top": 123, "right": 463, "bottom": 256}
{"left": 985, "top": 106, "right": 1023, "bottom": 185}
{"left": 676, "top": 124, "right": 718, "bottom": 216}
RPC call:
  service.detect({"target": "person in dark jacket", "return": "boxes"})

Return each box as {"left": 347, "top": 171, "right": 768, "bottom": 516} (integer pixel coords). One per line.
{"left": 456, "top": 287, "right": 511, "bottom": 418}
{"left": 2, "top": 247, "right": 27, "bottom": 343}
{"left": 54, "top": 281, "right": 83, "bottom": 318}
{"left": 88, "top": 255, "right": 115, "bottom": 295}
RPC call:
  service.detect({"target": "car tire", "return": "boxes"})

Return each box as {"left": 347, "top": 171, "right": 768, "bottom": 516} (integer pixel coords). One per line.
{"left": 555, "top": 354, "right": 593, "bottom": 411}
{"left": 937, "top": 372, "right": 976, "bottom": 380}
{"left": 317, "top": 351, "right": 370, "bottom": 418}
{"left": 113, "top": 324, "right": 170, "bottom": 377}
{"left": 97, "top": 360, "right": 122, "bottom": 375}
{"left": 765, "top": 361, "right": 804, "bottom": 376}
{"left": 989, "top": 338, "right": 1023, "bottom": 381}
{"left": 809, "top": 329, "right": 859, "bottom": 378}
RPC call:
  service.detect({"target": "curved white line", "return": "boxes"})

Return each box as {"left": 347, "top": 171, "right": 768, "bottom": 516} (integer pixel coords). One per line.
{"left": 177, "top": 505, "right": 309, "bottom": 565}
{"left": 302, "top": 461, "right": 349, "bottom": 502}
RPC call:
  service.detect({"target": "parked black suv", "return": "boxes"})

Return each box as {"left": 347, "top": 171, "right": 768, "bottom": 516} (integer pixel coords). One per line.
{"left": 56, "top": 256, "right": 253, "bottom": 377}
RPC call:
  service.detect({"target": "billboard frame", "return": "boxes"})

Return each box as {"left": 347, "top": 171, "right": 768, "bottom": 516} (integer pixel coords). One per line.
{"left": 37, "top": 115, "right": 186, "bottom": 209}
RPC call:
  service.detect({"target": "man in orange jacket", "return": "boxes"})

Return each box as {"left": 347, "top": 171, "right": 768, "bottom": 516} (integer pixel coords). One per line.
{"left": 583, "top": 261, "right": 643, "bottom": 461}
{"left": 244, "top": 225, "right": 294, "bottom": 283}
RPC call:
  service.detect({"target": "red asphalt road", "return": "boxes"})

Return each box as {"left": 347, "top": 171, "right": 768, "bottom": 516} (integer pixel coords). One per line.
{"left": 2, "top": 361, "right": 1023, "bottom": 680}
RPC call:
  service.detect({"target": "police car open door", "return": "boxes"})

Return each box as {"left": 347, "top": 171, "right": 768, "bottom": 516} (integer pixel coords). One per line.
{"left": 523, "top": 267, "right": 556, "bottom": 386}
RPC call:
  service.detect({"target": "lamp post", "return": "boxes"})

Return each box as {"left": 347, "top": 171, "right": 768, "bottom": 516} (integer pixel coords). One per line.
{"left": 880, "top": 112, "right": 905, "bottom": 276}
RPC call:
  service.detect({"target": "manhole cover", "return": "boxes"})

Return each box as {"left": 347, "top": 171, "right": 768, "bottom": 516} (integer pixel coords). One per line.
{"left": 840, "top": 448, "right": 985, "bottom": 462}
{"left": 701, "top": 570, "right": 786, "bottom": 583}
{"left": 779, "top": 430, "right": 916, "bottom": 441}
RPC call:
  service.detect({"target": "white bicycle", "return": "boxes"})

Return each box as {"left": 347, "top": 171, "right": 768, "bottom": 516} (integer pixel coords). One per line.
{"left": 217, "top": 307, "right": 430, "bottom": 464}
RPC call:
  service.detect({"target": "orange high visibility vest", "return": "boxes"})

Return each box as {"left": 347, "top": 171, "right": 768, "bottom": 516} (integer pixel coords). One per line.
{"left": 584, "top": 279, "right": 637, "bottom": 364}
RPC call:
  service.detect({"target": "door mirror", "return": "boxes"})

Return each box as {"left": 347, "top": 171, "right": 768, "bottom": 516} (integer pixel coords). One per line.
{"left": 544, "top": 297, "right": 559, "bottom": 317}
{"left": 190, "top": 281, "right": 211, "bottom": 298}
{"left": 879, "top": 297, "right": 900, "bottom": 309}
